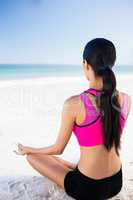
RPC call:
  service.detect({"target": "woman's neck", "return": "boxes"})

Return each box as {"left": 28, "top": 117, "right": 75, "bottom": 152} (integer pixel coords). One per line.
{"left": 89, "top": 79, "right": 103, "bottom": 90}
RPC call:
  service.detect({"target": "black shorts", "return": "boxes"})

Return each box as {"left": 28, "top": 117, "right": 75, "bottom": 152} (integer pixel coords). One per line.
{"left": 64, "top": 165, "right": 123, "bottom": 200}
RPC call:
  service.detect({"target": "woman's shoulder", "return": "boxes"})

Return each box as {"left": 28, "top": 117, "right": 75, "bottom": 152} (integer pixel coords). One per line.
{"left": 118, "top": 91, "right": 132, "bottom": 104}
{"left": 64, "top": 91, "right": 99, "bottom": 109}
{"left": 118, "top": 90, "right": 132, "bottom": 118}
{"left": 65, "top": 94, "right": 80, "bottom": 103}
{"left": 62, "top": 94, "right": 82, "bottom": 118}
{"left": 64, "top": 94, "right": 81, "bottom": 109}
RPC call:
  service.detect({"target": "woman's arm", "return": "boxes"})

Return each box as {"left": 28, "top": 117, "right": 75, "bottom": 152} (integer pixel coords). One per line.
{"left": 32, "top": 96, "right": 79, "bottom": 154}
{"left": 27, "top": 144, "right": 61, "bottom": 155}
{"left": 14, "top": 95, "right": 80, "bottom": 156}
{"left": 14, "top": 143, "right": 60, "bottom": 156}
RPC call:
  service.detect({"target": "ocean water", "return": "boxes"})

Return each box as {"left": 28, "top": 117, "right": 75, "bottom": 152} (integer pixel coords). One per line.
{"left": 0, "top": 64, "right": 132, "bottom": 79}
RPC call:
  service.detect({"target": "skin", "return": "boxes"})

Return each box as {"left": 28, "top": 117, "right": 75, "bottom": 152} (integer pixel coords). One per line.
{"left": 14, "top": 60, "right": 132, "bottom": 189}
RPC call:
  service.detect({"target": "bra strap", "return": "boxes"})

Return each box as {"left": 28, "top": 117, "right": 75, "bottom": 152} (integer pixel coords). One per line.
{"left": 84, "top": 88, "right": 101, "bottom": 96}
{"left": 80, "top": 91, "right": 100, "bottom": 117}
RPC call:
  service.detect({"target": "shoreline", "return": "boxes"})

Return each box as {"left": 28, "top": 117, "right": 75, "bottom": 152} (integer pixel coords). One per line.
{"left": 0, "top": 73, "right": 132, "bottom": 86}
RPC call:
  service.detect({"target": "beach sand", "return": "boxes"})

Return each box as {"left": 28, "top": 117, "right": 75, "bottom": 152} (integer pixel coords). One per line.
{"left": 0, "top": 74, "right": 133, "bottom": 199}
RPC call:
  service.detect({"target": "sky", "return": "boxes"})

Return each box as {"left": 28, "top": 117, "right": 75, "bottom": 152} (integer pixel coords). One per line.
{"left": 0, "top": 0, "right": 133, "bottom": 65}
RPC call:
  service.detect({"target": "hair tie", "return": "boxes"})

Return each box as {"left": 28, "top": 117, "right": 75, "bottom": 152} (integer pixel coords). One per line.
{"left": 97, "top": 65, "right": 112, "bottom": 76}
{"left": 99, "top": 65, "right": 112, "bottom": 71}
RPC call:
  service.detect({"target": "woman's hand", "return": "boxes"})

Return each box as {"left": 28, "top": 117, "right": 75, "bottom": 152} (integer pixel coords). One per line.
{"left": 13, "top": 143, "right": 35, "bottom": 156}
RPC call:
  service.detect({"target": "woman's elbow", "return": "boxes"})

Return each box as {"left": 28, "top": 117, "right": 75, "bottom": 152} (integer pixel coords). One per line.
{"left": 54, "top": 144, "right": 64, "bottom": 155}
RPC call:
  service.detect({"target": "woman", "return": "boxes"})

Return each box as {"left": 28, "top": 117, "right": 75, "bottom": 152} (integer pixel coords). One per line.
{"left": 14, "top": 38, "right": 132, "bottom": 200}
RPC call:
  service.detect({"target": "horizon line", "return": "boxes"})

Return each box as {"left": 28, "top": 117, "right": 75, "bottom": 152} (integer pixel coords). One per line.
{"left": 0, "top": 63, "right": 132, "bottom": 66}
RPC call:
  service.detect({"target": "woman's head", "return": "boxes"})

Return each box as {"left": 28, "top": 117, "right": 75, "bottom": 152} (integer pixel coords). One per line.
{"left": 82, "top": 38, "right": 122, "bottom": 156}
{"left": 82, "top": 38, "right": 116, "bottom": 85}
{"left": 83, "top": 38, "right": 116, "bottom": 68}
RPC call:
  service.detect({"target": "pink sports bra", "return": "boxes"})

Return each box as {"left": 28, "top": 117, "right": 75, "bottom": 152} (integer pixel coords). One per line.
{"left": 72, "top": 88, "right": 129, "bottom": 147}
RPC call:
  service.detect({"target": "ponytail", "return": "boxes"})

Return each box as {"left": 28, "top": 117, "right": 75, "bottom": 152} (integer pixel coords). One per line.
{"left": 95, "top": 66, "right": 122, "bottom": 156}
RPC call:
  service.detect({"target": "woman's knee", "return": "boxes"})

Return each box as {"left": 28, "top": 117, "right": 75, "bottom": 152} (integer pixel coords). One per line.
{"left": 26, "top": 153, "right": 48, "bottom": 162}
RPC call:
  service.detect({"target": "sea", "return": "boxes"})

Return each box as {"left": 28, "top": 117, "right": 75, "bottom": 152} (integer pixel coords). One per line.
{"left": 0, "top": 64, "right": 132, "bottom": 79}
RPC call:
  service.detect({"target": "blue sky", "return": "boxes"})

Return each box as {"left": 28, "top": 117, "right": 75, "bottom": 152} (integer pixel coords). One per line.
{"left": 0, "top": 0, "right": 133, "bottom": 65}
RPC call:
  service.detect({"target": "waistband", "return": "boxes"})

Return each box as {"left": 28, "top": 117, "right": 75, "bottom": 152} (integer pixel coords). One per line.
{"left": 75, "top": 165, "right": 122, "bottom": 183}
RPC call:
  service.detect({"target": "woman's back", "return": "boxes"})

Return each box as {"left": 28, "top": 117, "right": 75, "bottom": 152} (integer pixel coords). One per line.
{"left": 73, "top": 88, "right": 131, "bottom": 179}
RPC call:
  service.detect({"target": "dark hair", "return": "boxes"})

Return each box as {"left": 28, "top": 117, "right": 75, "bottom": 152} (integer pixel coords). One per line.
{"left": 83, "top": 38, "right": 122, "bottom": 156}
